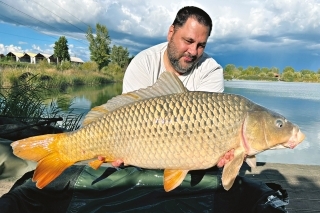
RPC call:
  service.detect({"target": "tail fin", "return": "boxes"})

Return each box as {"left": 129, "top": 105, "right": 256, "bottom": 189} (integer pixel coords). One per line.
{"left": 11, "top": 134, "right": 75, "bottom": 189}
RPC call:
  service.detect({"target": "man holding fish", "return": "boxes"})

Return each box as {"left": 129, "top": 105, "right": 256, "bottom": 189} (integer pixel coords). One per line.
{"left": 120, "top": 5, "right": 298, "bottom": 211}
{"left": 1, "top": 6, "right": 302, "bottom": 213}
{"left": 123, "top": 6, "right": 235, "bottom": 169}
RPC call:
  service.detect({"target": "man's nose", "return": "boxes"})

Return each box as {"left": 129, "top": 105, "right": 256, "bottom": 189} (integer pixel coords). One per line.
{"left": 187, "top": 44, "right": 197, "bottom": 56}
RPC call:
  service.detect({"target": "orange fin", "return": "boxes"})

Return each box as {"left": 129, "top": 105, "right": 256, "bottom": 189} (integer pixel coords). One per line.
{"left": 88, "top": 156, "right": 123, "bottom": 170}
{"left": 89, "top": 159, "right": 104, "bottom": 170}
{"left": 33, "top": 153, "right": 75, "bottom": 188}
{"left": 11, "top": 133, "right": 75, "bottom": 189}
{"left": 11, "top": 134, "right": 58, "bottom": 161}
{"left": 163, "top": 169, "right": 188, "bottom": 192}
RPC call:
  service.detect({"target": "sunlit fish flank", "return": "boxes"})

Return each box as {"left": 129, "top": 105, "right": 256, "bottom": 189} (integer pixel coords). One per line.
{"left": 11, "top": 72, "right": 305, "bottom": 192}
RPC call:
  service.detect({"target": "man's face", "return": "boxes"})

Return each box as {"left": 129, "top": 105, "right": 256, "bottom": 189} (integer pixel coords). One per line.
{"left": 167, "top": 17, "right": 210, "bottom": 74}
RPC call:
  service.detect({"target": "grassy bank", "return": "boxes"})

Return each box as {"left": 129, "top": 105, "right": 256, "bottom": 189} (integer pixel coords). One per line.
{"left": 0, "top": 61, "right": 124, "bottom": 131}
{"left": 0, "top": 61, "right": 123, "bottom": 89}
{"left": 0, "top": 67, "right": 114, "bottom": 89}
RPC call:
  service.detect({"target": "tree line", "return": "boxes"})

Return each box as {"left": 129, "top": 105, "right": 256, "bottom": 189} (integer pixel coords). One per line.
{"left": 53, "top": 23, "right": 132, "bottom": 79}
{"left": 53, "top": 24, "right": 320, "bottom": 83}
{"left": 224, "top": 64, "right": 320, "bottom": 82}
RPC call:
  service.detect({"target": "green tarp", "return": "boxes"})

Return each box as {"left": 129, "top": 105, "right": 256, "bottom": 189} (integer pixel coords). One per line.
{"left": 0, "top": 165, "right": 288, "bottom": 213}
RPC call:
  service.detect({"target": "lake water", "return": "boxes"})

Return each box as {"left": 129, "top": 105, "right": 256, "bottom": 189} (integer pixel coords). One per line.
{"left": 66, "top": 80, "right": 320, "bottom": 166}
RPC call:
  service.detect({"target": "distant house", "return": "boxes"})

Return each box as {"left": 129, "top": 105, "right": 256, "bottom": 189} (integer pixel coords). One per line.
{"left": 274, "top": 73, "right": 280, "bottom": 78}
{"left": 70, "top": 56, "right": 84, "bottom": 65}
{"left": 49, "top": 55, "right": 58, "bottom": 64}
{"left": 4, "top": 52, "right": 84, "bottom": 65}
{"left": 7, "top": 52, "right": 30, "bottom": 63}
{"left": 25, "top": 52, "right": 37, "bottom": 63}
{"left": 34, "top": 53, "right": 52, "bottom": 63}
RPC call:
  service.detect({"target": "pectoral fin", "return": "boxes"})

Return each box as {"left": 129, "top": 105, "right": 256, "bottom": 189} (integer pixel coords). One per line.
{"left": 163, "top": 169, "right": 188, "bottom": 192}
{"left": 221, "top": 149, "right": 246, "bottom": 190}
{"left": 89, "top": 159, "right": 104, "bottom": 170}
{"left": 245, "top": 155, "right": 257, "bottom": 168}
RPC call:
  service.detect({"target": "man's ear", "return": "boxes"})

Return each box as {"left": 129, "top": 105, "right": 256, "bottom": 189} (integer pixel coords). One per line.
{"left": 167, "top": 25, "right": 174, "bottom": 41}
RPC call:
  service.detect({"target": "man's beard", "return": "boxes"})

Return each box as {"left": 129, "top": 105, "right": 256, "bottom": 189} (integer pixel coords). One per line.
{"left": 167, "top": 40, "right": 197, "bottom": 74}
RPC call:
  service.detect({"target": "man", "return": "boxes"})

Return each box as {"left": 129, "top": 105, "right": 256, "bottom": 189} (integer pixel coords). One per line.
{"left": 123, "top": 6, "right": 234, "bottom": 168}
{"left": 119, "top": 6, "right": 288, "bottom": 213}
{"left": 123, "top": 6, "right": 224, "bottom": 93}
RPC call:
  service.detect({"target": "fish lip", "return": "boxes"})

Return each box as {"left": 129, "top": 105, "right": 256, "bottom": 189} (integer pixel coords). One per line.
{"left": 281, "top": 128, "right": 305, "bottom": 149}
{"left": 282, "top": 142, "right": 297, "bottom": 149}
{"left": 279, "top": 126, "right": 305, "bottom": 149}
{"left": 269, "top": 144, "right": 287, "bottom": 150}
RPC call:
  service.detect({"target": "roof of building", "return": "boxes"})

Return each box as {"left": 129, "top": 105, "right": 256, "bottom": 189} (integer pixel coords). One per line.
{"left": 4, "top": 52, "right": 84, "bottom": 63}
{"left": 25, "top": 52, "right": 37, "bottom": 57}
{"left": 7, "top": 52, "right": 26, "bottom": 58}
{"left": 70, "top": 56, "right": 84, "bottom": 63}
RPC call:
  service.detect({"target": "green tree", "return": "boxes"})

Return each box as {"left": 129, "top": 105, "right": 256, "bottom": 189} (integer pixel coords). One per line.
{"left": 282, "top": 66, "right": 295, "bottom": 81}
{"left": 86, "top": 23, "right": 111, "bottom": 70}
{"left": 270, "top": 67, "right": 279, "bottom": 74}
{"left": 237, "top": 66, "right": 244, "bottom": 72}
{"left": 282, "top": 66, "right": 295, "bottom": 74}
{"left": 261, "top": 67, "right": 269, "bottom": 74}
{"left": 301, "top": 69, "right": 312, "bottom": 75}
{"left": 253, "top": 66, "right": 261, "bottom": 74}
{"left": 101, "top": 62, "right": 123, "bottom": 81}
{"left": 110, "top": 45, "right": 130, "bottom": 68}
{"left": 224, "top": 64, "right": 236, "bottom": 75}
{"left": 53, "top": 36, "right": 70, "bottom": 63}
{"left": 245, "top": 66, "right": 255, "bottom": 76}
{"left": 293, "top": 72, "right": 302, "bottom": 79}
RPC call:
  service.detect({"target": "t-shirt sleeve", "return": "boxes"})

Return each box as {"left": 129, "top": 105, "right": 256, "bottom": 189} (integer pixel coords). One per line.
{"left": 195, "top": 57, "right": 224, "bottom": 93}
{"left": 198, "top": 65, "right": 224, "bottom": 93}
{"left": 122, "top": 54, "right": 152, "bottom": 93}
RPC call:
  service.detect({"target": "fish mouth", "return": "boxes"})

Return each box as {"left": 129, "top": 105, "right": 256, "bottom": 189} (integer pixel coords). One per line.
{"left": 269, "top": 144, "right": 287, "bottom": 150}
{"left": 267, "top": 128, "right": 305, "bottom": 150}
{"left": 281, "top": 128, "right": 305, "bottom": 149}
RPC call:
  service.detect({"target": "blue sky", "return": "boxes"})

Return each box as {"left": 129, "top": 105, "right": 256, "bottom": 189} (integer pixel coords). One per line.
{"left": 0, "top": 0, "right": 319, "bottom": 72}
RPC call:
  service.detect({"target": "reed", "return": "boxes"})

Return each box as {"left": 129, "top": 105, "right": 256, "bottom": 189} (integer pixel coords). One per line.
{"left": 0, "top": 66, "right": 115, "bottom": 89}
{"left": 0, "top": 69, "right": 86, "bottom": 131}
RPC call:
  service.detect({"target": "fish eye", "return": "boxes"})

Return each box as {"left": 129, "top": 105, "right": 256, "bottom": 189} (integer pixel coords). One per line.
{"left": 275, "top": 119, "right": 284, "bottom": 128}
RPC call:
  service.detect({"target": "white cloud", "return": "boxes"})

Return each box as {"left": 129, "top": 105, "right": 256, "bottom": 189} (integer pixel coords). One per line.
{"left": 31, "top": 44, "right": 43, "bottom": 52}
{"left": 0, "top": 44, "right": 5, "bottom": 53}
{"left": 0, "top": 0, "right": 319, "bottom": 66}
{"left": 0, "top": 44, "right": 23, "bottom": 53}
{"left": 1, "top": 0, "right": 319, "bottom": 40}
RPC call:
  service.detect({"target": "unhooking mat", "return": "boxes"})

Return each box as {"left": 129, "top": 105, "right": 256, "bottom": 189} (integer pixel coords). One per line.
{"left": 0, "top": 165, "right": 289, "bottom": 213}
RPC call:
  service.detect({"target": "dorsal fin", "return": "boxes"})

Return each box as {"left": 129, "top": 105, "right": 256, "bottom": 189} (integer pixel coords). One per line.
{"left": 82, "top": 71, "right": 187, "bottom": 126}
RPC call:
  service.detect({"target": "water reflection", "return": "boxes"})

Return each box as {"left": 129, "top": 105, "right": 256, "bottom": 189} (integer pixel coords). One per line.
{"left": 63, "top": 83, "right": 123, "bottom": 117}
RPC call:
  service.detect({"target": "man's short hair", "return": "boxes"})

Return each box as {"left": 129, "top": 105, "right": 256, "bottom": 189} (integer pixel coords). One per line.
{"left": 172, "top": 6, "right": 212, "bottom": 36}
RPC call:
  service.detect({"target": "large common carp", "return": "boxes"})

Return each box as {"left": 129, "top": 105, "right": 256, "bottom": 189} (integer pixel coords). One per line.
{"left": 11, "top": 72, "right": 305, "bottom": 192}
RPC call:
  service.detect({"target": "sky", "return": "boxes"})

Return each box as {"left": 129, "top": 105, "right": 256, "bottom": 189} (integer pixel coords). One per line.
{"left": 0, "top": 0, "right": 319, "bottom": 72}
